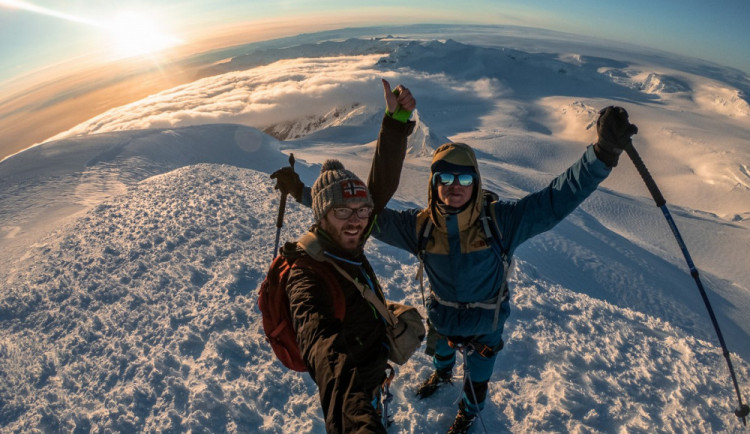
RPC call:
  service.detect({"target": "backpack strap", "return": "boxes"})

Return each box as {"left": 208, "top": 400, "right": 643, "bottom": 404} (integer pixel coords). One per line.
{"left": 290, "top": 254, "right": 346, "bottom": 321}
{"left": 416, "top": 218, "right": 434, "bottom": 260}
{"left": 322, "top": 257, "right": 397, "bottom": 327}
{"left": 415, "top": 217, "right": 434, "bottom": 307}
{"left": 298, "top": 232, "right": 398, "bottom": 327}
{"left": 479, "top": 191, "right": 513, "bottom": 330}
{"left": 479, "top": 190, "right": 508, "bottom": 261}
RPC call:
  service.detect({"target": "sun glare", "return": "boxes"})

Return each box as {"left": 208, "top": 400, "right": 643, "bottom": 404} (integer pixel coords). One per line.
{"left": 108, "top": 11, "right": 183, "bottom": 59}
{"left": 0, "top": 1, "right": 184, "bottom": 60}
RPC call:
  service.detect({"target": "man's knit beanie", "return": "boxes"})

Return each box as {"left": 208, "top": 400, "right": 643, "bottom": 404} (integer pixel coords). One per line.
{"left": 311, "top": 159, "right": 374, "bottom": 221}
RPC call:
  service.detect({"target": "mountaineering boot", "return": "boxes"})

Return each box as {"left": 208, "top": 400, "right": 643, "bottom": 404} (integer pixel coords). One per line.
{"left": 416, "top": 369, "right": 452, "bottom": 398}
{"left": 446, "top": 406, "right": 476, "bottom": 434}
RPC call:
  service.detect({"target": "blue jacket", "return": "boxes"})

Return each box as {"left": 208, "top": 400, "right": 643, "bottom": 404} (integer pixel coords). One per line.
{"left": 370, "top": 144, "right": 611, "bottom": 337}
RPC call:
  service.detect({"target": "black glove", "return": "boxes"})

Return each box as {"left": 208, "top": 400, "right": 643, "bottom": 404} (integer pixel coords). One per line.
{"left": 595, "top": 106, "right": 638, "bottom": 167}
{"left": 270, "top": 166, "right": 303, "bottom": 201}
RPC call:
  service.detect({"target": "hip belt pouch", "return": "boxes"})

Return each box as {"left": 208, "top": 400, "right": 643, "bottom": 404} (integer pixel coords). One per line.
{"left": 386, "top": 302, "right": 426, "bottom": 365}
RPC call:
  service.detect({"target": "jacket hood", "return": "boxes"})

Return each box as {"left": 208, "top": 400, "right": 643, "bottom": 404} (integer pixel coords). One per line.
{"left": 428, "top": 142, "right": 483, "bottom": 229}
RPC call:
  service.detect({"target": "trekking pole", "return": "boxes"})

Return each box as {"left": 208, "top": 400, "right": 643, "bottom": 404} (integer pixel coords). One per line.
{"left": 624, "top": 142, "right": 749, "bottom": 426}
{"left": 273, "top": 153, "right": 295, "bottom": 259}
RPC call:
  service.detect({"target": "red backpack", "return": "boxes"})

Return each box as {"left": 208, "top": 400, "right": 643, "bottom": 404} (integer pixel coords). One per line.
{"left": 258, "top": 250, "right": 345, "bottom": 372}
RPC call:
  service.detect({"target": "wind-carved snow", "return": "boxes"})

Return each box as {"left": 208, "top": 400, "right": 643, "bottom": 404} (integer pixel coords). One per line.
{"left": 598, "top": 66, "right": 750, "bottom": 118}
{"left": 0, "top": 165, "right": 316, "bottom": 432}
{"left": 696, "top": 86, "right": 750, "bottom": 117}
{"left": 599, "top": 68, "right": 692, "bottom": 95}
{"left": 498, "top": 267, "right": 737, "bottom": 432}
{"left": 1, "top": 163, "right": 747, "bottom": 433}
{"left": 636, "top": 73, "right": 692, "bottom": 94}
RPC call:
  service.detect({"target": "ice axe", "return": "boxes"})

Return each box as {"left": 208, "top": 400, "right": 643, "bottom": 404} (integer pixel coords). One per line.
{"left": 625, "top": 141, "right": 749, "bottom": 426}
{"left": 272, "top": 153, "right": 295, "bottom": 259}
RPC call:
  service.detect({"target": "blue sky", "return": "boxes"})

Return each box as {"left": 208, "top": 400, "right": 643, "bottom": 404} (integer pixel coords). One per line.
{"left": 1, "top": 0, "right": 749, "bottom": 84}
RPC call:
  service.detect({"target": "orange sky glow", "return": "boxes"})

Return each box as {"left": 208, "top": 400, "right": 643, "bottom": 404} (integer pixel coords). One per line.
{"left": 0, "top": 14, "right": 389, "bottom": 161}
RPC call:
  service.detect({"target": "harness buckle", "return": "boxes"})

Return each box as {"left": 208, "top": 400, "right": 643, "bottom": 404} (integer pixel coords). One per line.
{"left": 474, "top": 343, "right": 495, "bottom": 358}
{"left": 447, "top": 338, "right": 497, "bottom": 358}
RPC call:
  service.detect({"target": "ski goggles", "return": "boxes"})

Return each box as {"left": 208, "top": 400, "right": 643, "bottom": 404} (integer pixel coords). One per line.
{"left": 331, "top": 206, "right": 373, "bottom": 220}
{"left": 433, "top": 172, "right": 475, "bottom": 187}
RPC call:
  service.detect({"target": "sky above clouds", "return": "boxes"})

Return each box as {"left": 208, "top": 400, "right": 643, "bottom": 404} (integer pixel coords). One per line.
{"left": 1, "top": 0, "right": 749, "bottom": 163}
{"left": 1, "top": 0, "right": 749, "bottom": 85}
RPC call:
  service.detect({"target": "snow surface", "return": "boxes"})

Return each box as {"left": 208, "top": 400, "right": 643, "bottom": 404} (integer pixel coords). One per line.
{"left": 1, "top": 25, "right": 749, "bottom": 433}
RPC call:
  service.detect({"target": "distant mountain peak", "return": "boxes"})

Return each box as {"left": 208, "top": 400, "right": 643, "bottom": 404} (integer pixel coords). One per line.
{"left": 406, "top": 110, "right": 447, "bottom": 157}
{"left": 262, "top": 103, "right": 366, "bottom": 140}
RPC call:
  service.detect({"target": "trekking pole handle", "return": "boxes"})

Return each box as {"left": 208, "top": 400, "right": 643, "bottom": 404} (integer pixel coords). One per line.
{"left": 272, "top": 154, "right": 295, "bottom": 259}
{"left": 275, "top": 153, "right": 295, "bottom": 229}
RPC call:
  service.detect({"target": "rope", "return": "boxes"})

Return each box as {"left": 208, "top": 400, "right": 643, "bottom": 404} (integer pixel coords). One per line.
{"left": 455, "top": 344, "right": 489, "bottom": 434}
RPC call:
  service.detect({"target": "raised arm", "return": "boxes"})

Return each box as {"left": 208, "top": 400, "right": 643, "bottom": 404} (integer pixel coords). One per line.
{"left": 367, "top": 80, "right": 416, "bottom": 213}
{"left": 498, "top": 106, "right": 638, "bottom": 252}
{"left": 270, "top": 79, "right": 416, "bottom": 213}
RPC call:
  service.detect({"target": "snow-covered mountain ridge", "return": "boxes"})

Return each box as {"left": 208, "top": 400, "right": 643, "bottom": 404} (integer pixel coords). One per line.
{"left": 40, "top": 36, "right": 750, "bottom": 223}
{"left": 263, "top": 103, "right": 368, "bottom": 140}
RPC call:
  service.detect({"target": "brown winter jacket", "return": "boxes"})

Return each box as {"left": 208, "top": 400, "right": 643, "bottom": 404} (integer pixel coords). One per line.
{"left": 286, "top": 232, "right": 388, "bottom": 433}
{"left": 287, "top": 115, "right": 414, "bottom": 433}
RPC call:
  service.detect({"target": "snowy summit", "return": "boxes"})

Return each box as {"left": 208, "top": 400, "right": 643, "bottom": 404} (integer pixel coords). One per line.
{"left": 1, "top": 25, "right": 749, "bottom": 433}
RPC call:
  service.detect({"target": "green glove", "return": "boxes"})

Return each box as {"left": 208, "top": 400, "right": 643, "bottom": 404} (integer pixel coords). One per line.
{"left": 386, "top": 89, "right": 413, "bottom": 123}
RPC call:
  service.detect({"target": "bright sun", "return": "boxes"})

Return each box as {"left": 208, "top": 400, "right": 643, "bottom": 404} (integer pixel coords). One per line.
{"left": 108, "top": 11, "right": 183, "bottom": 59}
{"left": 0, "top": 1, "right": 183, "bottom": 60}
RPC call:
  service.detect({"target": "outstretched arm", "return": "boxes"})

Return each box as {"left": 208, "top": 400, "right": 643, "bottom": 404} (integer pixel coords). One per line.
{"left": 271, "top": 79, "right": 417, "bottom": 212}
{"left": 367, "top": 80, "right": 416, "bottom": 213}
{"left": 498, "top": 106, "right": 638, "bottom": 252}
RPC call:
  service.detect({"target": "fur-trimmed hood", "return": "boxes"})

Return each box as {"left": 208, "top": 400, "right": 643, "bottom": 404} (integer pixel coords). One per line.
{"left": 428, "top": 142, "right": 483, "bottom": 231}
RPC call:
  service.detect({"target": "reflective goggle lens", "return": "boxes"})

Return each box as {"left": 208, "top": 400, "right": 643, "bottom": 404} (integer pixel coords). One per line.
{"left": 435, "top": 172, "right": 474, "bottom": 186}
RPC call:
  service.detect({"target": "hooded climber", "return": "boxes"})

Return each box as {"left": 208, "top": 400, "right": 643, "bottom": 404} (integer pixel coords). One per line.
{"left": 371, "top": 106, "right": 636, "bottom": 433}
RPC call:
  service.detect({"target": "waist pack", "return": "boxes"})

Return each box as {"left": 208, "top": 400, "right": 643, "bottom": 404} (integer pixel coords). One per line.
{"left": 386, "top": 302, "right": 426, "bottom": 365}
{"left": 320, "top": 254, "right": 425, "bottom": 365}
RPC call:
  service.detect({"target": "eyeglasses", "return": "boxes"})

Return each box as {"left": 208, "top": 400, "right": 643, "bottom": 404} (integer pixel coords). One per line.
{"left": 433, "top": 172, "right": 475, "bottom": 187}
{"left": 331, "top": 206, "right": 373, "bottom": 220}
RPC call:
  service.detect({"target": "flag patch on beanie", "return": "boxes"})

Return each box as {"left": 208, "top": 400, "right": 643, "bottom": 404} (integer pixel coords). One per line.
{"left": 340, "top": 180, "right": 368, "bottom": 198}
